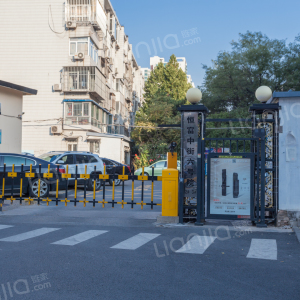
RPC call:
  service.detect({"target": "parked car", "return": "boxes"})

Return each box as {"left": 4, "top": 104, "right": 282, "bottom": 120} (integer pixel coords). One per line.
{"left": 100, "top": 157, "right": 131, "bottom": 186}
{"left": 38, "top": 151, "right": 104, "bottom": 191}
{"left": 0, "top": 153, "right": 66, "bottom": 198}
{"left": 134, "top": 160, "right": 181, "bottom": 177}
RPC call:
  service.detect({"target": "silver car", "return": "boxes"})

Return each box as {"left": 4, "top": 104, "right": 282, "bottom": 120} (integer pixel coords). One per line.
{"left": 39, "top": 151, "right": 104, "bottom": 191}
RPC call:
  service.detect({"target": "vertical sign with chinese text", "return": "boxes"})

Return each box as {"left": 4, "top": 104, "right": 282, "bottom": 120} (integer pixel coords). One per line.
{"left": 183, "top": 112, "right": 198, "bottom": 197}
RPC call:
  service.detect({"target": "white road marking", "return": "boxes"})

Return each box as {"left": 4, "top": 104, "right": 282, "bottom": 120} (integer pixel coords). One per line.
{"left": 0, "top": 225, "right": 13, "bottom": 230}
{"left": 52, "top": 230, "right": 108, "bottom": 246}
{"left": 0, "top": 228, "right": 60, "bottom": 242}
{"left": 176, "top": 236, "right": 216, "bottom": 254}
{"left": 246, "top": 238, "right": 277, "bottom": 260}
{"left": 111, "top": 233, "right": 160, "bottom": 250}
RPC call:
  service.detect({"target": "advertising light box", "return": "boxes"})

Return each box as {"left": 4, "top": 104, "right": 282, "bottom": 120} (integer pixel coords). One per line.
{"left": 207, "top": 154, "right": 254, "bottom": 219}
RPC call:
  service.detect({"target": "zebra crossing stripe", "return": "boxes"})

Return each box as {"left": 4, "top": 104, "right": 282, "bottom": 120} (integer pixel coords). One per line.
{"left": 246, "top": 239, "right": 277, "bottom": 260}
{"left": 0, "top": 228, "right": 60, "bottom": 242}
{"left": 111, "top": 233, "right": 160, "bottom": 250}
{"left": 176, "top": 236, "right": 216, "bottom": 254}
{"left": 52, "top": 230, "right": 108, "bottom": 246}
{"left": 0, "top": 225, "right": 13, "bottom": 230}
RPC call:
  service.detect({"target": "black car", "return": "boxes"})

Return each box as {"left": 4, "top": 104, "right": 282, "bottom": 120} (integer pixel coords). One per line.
{"left": 100, "top": 158, "right": 131, "bottom": 186}
{"left": 0, "top": 153, "right": 66, "bottom": 198}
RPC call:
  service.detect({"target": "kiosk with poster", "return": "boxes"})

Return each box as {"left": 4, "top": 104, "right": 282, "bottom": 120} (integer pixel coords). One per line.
{"left": 207, "top": 153, "right": 254, "bottom": 220}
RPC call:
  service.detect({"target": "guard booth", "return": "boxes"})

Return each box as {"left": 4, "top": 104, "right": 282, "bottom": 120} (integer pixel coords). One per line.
{"left": 178, "top": 87, "right": 280, "bottom": 227}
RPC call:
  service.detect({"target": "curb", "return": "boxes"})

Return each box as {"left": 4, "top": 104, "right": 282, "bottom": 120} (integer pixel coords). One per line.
{"left": 291, "top": 222, "right": 300, "bottom": 244}
{"left": 0, "top": 200, "right": 35, "bottom": 212}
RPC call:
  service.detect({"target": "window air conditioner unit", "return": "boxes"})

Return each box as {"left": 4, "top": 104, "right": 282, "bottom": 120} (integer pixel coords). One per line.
{"left": 74, "top": 52, "right": 84, "bottom": 60}
{"left": 53, "top": 84, "right": 62, "bottom": 91}
{"left": 51, "top": 125, "right": 62, "bottom": 134}
{"left": 66, "top": 21, "right": 77, "bottom": 29}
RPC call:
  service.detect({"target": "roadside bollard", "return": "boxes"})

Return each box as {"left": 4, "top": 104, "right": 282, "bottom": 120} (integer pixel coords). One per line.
{"left": 162, "top": 168, "right": 179, "bottom": 217}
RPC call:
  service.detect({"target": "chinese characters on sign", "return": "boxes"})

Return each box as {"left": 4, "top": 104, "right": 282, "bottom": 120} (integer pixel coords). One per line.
{"left": 183, "top": 112, "right": 198, "bottom": 197}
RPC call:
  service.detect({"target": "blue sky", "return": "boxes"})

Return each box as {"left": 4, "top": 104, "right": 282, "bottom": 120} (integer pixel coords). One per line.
{"left": 111, "top": 0, "right": 300, "bottom": 88}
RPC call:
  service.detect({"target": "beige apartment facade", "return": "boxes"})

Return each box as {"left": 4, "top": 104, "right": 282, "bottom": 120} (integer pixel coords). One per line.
{"left": 0, "top": 81, "right": 37, "bottom": 153}
{"left": 0, "top": 0, "right": 145, "bottom": 164}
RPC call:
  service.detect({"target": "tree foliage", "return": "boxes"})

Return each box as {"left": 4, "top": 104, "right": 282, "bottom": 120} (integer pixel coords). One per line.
{"left": 200, "top": 31, "right": 300, "bottom": 139}
{"left": 142, "top": 54, "right": 192, "bottom": 112}
{"left": 132, "top": 55, "right": 192, "bottom": 168}
{"left": 201, "top": 31, "right": 300, "bottom": 114}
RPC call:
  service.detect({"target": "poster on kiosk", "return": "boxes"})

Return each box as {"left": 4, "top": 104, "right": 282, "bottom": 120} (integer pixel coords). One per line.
{"left": 208, "top": 155, "right": 253, "bottom": 219}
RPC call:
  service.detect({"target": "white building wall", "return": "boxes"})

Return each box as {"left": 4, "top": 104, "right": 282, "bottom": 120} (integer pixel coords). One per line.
{"left": 0, "top": 0, "right": 70, "bottom": 155}
{"left": 0, "top": 0, "right": 144, "bottom": 162}
{"left": 0, "top": 87, "right": 23, "bottom": 153}
{"left": 278, "top": 97, "right": 300, "bottom": 211}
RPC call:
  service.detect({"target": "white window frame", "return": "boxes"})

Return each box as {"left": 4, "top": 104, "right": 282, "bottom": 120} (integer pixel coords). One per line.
{"left": 88, "top": 37, "right": 98, "bottom": 64}
{"left": 69, "top": 37, "right": 89, "bottom": 56}
{"left": 65, "top": 102, "right": 90, "bottom": 117}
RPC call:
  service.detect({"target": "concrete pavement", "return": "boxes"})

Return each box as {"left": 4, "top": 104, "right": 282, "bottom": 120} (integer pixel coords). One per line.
{"left": 0, "top": 182, "right": 299, "bottom": 300}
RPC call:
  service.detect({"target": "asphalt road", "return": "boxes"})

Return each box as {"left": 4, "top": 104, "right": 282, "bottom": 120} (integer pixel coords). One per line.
{"left": 0, "top": 182, "right": 300, "bottom": 300}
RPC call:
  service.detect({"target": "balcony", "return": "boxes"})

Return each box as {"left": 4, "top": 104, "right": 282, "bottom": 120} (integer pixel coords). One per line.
{"left": 65, "top": 0, "right": 106, "bottom": 33}
{"left": 65, "top": 117, "right": 112, "bottom": 133}
{"left": 63, "top": 100, "right": 113, "bottom": 134}
{"left": 62, "top": 66, "right": 109, "bottom": 102}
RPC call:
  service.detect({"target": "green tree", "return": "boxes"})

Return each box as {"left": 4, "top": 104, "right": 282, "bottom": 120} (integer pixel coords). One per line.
{"left": 131, "top": 95, "right": 184, "bottom": 168}
{"left": 201, "top": 31, "right": 289, "bottom": 114}
{"left": 200, "top": 31, "right": 300, "bottom": 139}
{"left": 142, "top": 54, "right": 192, "bottom": 113}
{"left": 132, "top": 54, "right": 192, "bottom": 168}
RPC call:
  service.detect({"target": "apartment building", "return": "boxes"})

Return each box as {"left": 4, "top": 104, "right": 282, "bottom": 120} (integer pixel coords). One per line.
{"left": 149, "top": 56, "right": 195, "bottom": 87}
{"left": 141, "top": 68, "right": 151, "bottom": 82}
{"left": 0, "top": 0, "right": 145, "bottom": 164}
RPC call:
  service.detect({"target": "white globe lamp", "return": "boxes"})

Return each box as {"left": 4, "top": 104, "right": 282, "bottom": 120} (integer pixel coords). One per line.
{"left": 255, "top": 86, "right": 272, "bottom": 103}
{"left": 186, "top": 88, "right": 202, "bottom": 105}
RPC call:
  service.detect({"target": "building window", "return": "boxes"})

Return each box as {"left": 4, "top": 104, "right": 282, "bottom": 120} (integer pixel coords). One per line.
{"left": 67, "top": 143, "right": 78, "bottom": 151}
{"left": 67, "top": 67, "right": 90, "bottom": 90}
{"left": 89, "top": 38, "right": 98, "bottom": 64}
{"left": 124, "top": 151, "right": 130, "bottom": 165}
{"left": 116, "top": 79, "right": 123, "bottom": 94}
{"left": 65, "top": 102, "right": 89, "bottom": 117}
{"left": 89, "top": 141, "right": 100, "bottom": 154}
{"left": 69, "top": 37, "right": 88, "bottom": 56}
{"left": 64, "top": 102, "right": 90, "bottom": 125}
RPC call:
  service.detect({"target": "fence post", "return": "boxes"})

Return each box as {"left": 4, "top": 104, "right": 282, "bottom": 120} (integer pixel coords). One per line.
{"left": 161, "top": 168, "right": 179, "bottom": 220}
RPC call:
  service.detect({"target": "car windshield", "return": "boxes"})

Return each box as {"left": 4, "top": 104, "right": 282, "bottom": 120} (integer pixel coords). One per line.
{"left": 38, "top": 154, "right": 60, "bottom": 163}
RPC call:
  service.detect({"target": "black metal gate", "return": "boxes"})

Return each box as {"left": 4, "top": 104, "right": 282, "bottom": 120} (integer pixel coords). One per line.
{"left": 179, "top": 103, "right": 280, "bottom": 227}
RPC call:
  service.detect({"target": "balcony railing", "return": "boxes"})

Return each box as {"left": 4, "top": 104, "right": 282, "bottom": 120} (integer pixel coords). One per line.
{"left": 65, "top": 0, "right": 106, "bottom": 33}
{"left": 65, "top": 117, "right": 113, "bottom": 133}
{"left": 62, "top": 66, "right": 109, "bottom": 101}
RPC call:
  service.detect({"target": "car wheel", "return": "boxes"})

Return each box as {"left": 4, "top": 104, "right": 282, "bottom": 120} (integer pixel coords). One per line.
{"left": 29, "top": 178, "right": 49, "bottom": 198}
{"left": 88, "top": 176, "right": 102, "bottom": 191}
{"left": 109, "top": 174, "right": 121, "bottom": 186}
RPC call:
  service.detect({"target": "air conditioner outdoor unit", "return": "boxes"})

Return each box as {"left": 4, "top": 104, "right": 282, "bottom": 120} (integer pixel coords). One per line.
{"left": 53, "top": 84, "right": 62, "bottom": 91}
{"left": 51, "top": 125, "right": 62, "bottom": 134}
{"left": 66, "top": 21, "right": 77, "bottom": 29}
{"left": 74, "top": 52, "right": 84, "bottom": 60}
